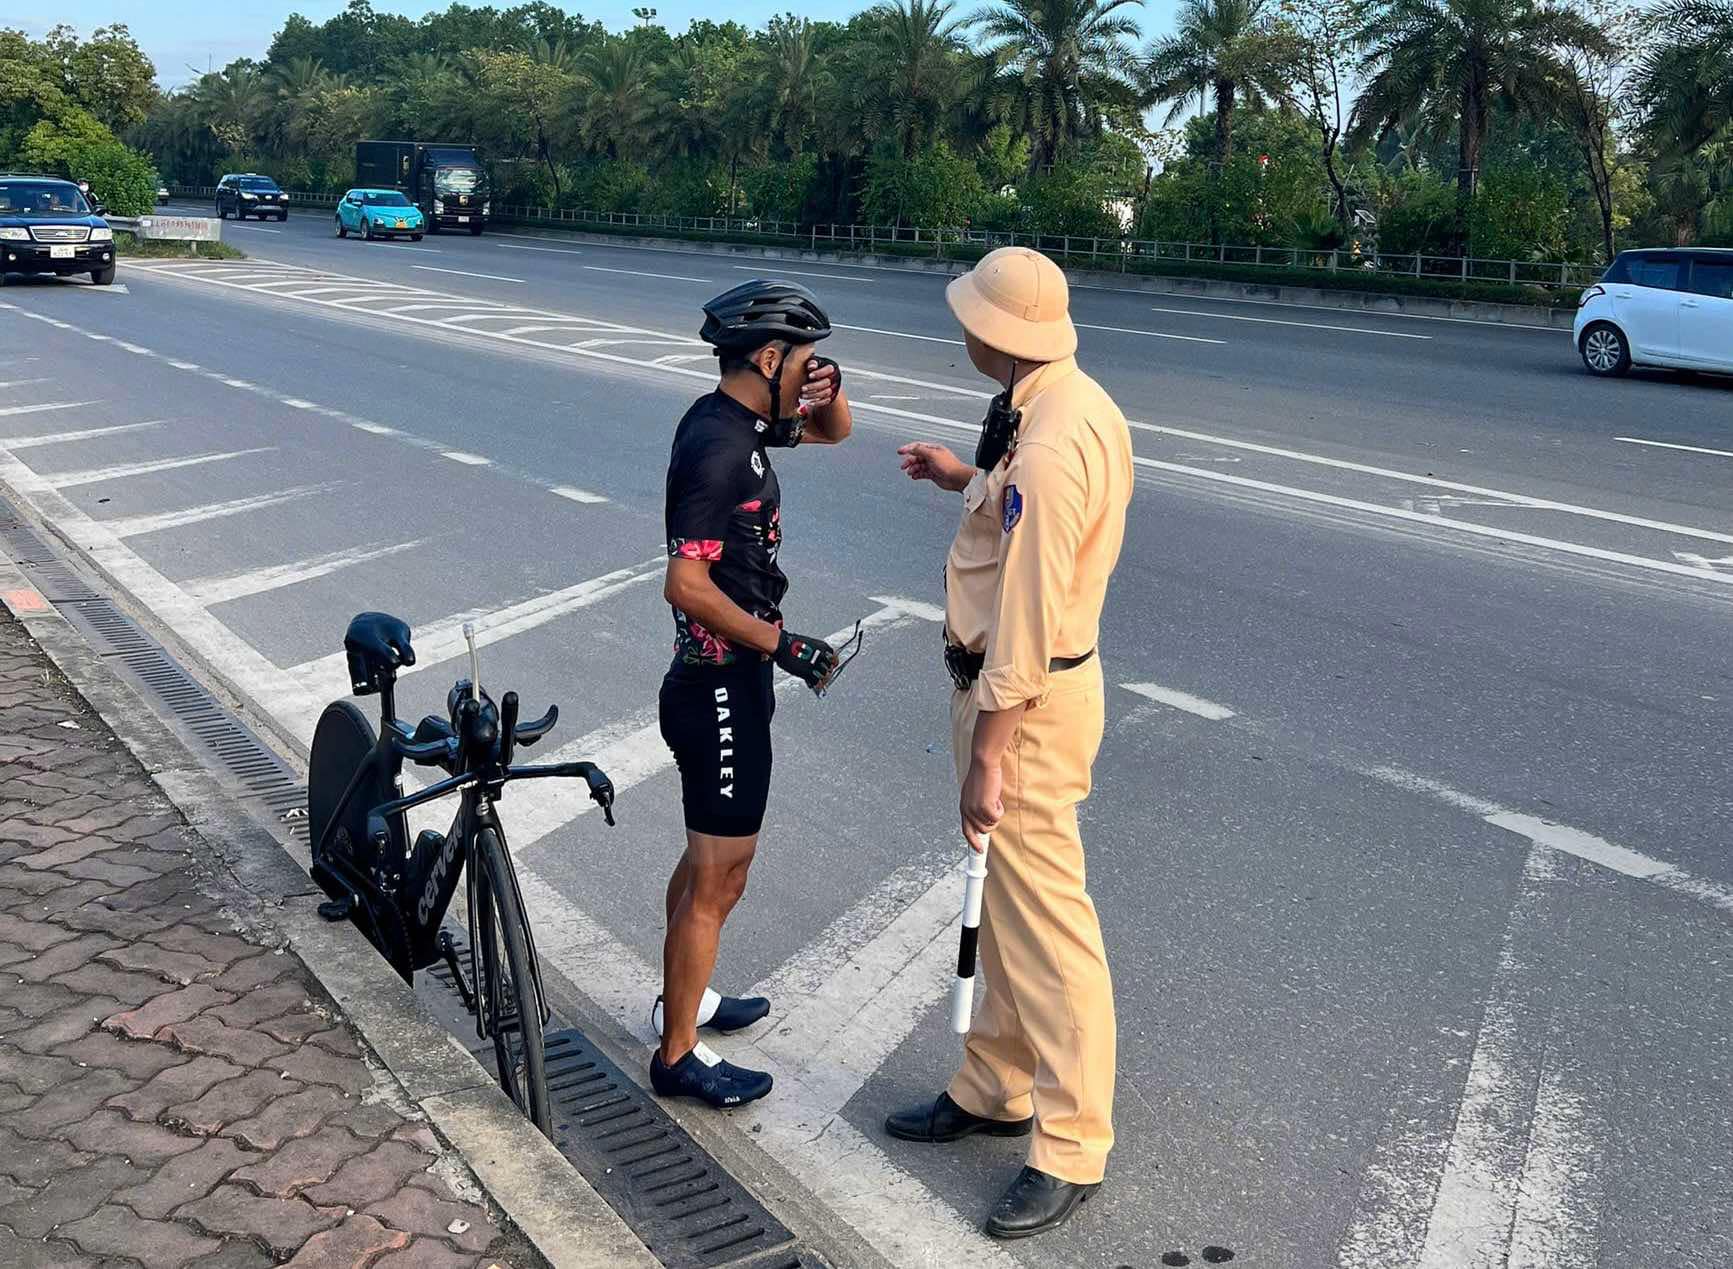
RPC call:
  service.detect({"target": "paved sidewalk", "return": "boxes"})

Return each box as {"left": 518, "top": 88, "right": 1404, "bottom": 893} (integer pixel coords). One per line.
{"left": 0, "top": 608, "right": 532, "bottom": 1268}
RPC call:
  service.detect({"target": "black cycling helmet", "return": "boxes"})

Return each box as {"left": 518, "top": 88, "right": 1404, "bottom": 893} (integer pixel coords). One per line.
{"left": 700, "top": 279, "right": 832, "bottom": 354}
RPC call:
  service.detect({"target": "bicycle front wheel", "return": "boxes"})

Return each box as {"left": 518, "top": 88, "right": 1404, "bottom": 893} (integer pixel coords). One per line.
{"left": 474, "top": 828, "right": 551, "bottom": 1134}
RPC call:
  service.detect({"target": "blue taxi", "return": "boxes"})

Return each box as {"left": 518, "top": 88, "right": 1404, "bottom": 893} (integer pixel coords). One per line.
{"left": 335, "top": 188, "right": 425, "bottom": 242}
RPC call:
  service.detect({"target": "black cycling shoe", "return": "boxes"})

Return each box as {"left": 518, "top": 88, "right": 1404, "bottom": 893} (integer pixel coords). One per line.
{"left": 652, "top": 991, "right": 771, "bottom": 1036}
{"left": 650, "top": 1042, "right": 773, "bottom": 1109}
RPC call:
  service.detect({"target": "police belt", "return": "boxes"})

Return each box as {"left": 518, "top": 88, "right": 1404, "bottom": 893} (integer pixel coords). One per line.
{"left": 944, "top": 643, "right": 1095, "bottom": 691}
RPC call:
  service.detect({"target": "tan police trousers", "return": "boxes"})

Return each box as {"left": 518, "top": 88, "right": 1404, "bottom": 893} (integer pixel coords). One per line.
{"left": 947, "top": 656, "right": 1115, "bottom": 1184}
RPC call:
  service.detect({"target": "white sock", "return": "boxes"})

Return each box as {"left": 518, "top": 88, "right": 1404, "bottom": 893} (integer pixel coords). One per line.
{"left": 652, "top": 987, "right": 723, "bottom": 1038}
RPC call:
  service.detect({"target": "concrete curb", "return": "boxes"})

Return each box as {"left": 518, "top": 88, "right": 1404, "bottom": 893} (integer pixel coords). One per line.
{"left": 490, "top": 219, "right": 1578, "bottom": 330}
{"left": 0, "top": 560, "right": 659, "bottom": 1269}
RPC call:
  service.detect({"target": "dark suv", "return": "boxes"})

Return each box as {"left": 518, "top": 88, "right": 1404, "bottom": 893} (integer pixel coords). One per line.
{"left": 0, "top": 174, "right": 116, "bottom": 286}
{"left": 216, "top": 173, "right": 289, "bottom": 221}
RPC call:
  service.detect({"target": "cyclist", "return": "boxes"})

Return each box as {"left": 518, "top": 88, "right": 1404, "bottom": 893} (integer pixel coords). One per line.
{"left": 651, "top": 279, "right": 853, "bottom": 1108}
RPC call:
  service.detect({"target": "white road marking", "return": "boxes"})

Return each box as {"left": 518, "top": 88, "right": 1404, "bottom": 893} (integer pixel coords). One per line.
{"left": 1149, "top": 305, "right": 1433, "bottom": 339}
{"left": 412, "top": 265, "right": 525, "bottom": 283}
{"left": 735, "top": 264, "right": 875, "bottom": 284}
{"left": 370, "top": 244, "right": 441, "bottom": 253}
{"left": 1614, "top": 436, "right": 1733, "bottom": 459}
{"left": 351, "top": 421, "right": 398, "bottom": 435}
{"left": 1135, "top": 421, "right": 1733, "bottom": 547}
{"left": 281, "top": 398, "right": 316, "bottom": 410}
{"left": 0, "top": 379, "right": 48, "bottom": 390}
{"left": 1364, "top": 765, "right": 1733, "bottom": 916}
{"left": 583, "top": 264, "right": 709, "bottom": 283}
{"left": 549, "top": 484, "right": 609, "bottom": 505}
{"left": 1507, "top": 1057, "right": 1604, "bottom": 1269}
{"left": 0, "top": 401, "right": 94, "bottom": 418}
{"left": 218, "top": 378, "right": 254, "bottom": 389}
{"left": 440, "top": 450, "right": 490, "bottom": 466}
{"left": 1087, "top": 286, "right": 1566, "bottom": 332}
{"left": 280, "top": 557, "right": 667, "bottom": 728}
{"left": 834, "top": 322, "right": 962, "bottom": 346}
{"left": 496, "top": 242, "right": 583, "bottom": 256}
{"left": 1075, "top": 320, "right": 1226, "bottom": 346}
{"left": 37, "top": 447, "right": 275, "bottom": 490}
{"left": 184, "top": 538, "right": 426, "bottom": 605}
{"left": 103, "top": 485, "right": 340, "bottom": 539}
{"left": 0, "top": 421, "right": 159, "bottom": 449}
{"left": 1120, "top": 681, "right": 1237, "bottom": 719}
{"left": 232, "top": 225, "right": 282, "bottom": 233}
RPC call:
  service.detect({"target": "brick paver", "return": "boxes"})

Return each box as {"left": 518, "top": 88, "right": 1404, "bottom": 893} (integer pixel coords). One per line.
{"left": 0, "top": 611, "right": 526, "bottom": 1265}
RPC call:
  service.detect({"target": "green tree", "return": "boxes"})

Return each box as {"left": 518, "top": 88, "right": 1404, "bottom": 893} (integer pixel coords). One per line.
{"left": 1635, "top": 0, "right": 1733, "bottom": 157}
{"left": 1279, "top": 0, "right": 1359, "bottom": 230}
{"left": 578, "top": 40, "right": 661, "bottom": 159}
{"left": 863, "top": 0, "right": 967, "bottom": 158}
{"left": 1353, "top": 0, "right": 1609, "bottom": 253}
{"left": 970, "top": 0, "right": 1144, "bottom": 174}
{"left": 1144, "top": 0, "right": 1290, "bottom": 170}
{"left": 861, "top": 140, "right": 987, "bottom": 224}
{"left": 21, "top": 105, "right": 158, "bottom": 214}
{"left": 757, "top": 17, "right": 827, "bottom": 156}
{"left": 40, "top": 24, "right": 158, "bottom": 134}
{"left": 474, "top": 43, "right": 578, "bottom": 200}
{"left": 1557, "top": 0, "right": 1648, "bottom": 259}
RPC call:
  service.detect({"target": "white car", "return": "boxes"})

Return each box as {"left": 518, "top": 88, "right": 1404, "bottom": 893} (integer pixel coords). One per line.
{"left": 1574, "top": 248, "right": 1733, "bottom": 377}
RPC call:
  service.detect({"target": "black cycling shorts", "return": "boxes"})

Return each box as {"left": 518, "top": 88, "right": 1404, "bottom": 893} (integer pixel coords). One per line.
{"left": 659, "top": 657, "right": 775, "bottom": 837}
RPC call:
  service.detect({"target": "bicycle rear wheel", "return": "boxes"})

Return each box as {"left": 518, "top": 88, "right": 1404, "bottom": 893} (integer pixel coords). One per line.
{"left": 474, "top": 828, "right": 551, "bottom": 1134}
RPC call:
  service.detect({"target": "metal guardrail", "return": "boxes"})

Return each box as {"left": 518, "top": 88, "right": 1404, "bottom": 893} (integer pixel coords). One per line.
{"left": 168, "top": 186, "right": 1600, "bottom": 293}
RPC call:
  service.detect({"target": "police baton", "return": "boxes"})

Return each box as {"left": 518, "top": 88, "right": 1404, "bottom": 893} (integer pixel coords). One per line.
{"left": 949, "top": 833, "right": 990, "bottom": 1034}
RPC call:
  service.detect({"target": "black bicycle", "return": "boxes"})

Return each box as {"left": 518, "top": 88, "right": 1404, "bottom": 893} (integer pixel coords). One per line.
{"left": 307, "top": 612, "right": 616, "bottom": 1134}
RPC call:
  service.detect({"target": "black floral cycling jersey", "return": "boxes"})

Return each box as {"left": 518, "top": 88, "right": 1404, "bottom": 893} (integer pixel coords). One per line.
{"left": 664, "top": 390, "right": 786, "bottom": 666}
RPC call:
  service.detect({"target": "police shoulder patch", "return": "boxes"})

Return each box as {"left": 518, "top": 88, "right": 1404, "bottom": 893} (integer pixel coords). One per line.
{"left": 1001, "top": 483, "right": 1023, "bottom": 533}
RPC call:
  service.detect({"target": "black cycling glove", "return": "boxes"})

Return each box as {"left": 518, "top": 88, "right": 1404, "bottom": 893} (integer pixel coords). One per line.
{"left": 810, "top": 355, "right": 841, "bottom": 395}
{"left": 774, "top": 627, "right": 839, "bottom": 691}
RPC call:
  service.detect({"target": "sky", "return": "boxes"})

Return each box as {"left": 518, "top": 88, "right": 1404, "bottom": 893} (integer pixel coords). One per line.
{"left": 19, "top": 1, "right": 1186, "bottom": 90}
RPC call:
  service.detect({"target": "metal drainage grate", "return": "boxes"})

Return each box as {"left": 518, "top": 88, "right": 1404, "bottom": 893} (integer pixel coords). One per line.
{"left": 0, "top": 494, "right": 309, "bottom": 841}
{"left": 427, "top": 934, "right": 808, "bottom": 1269}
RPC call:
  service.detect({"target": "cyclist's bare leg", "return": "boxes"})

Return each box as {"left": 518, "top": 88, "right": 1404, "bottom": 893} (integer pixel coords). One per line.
{"left": 660, "top": 829, "right": 756, "bottom": 1065}
{"left": 665, "top": 849, "right": 692, "bottom": 924}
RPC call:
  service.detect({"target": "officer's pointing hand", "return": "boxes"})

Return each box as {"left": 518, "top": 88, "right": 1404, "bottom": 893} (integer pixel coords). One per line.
{"left": 898, "top": 442, "right": 973, "bottom": 493}
{"left": 960, "top": 757, "right": 1003, "bottom": 853}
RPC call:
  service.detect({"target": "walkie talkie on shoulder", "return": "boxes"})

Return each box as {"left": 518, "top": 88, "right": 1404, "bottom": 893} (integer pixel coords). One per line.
{"left": 973, "top": 364, "right": 1022, "bottom": 472}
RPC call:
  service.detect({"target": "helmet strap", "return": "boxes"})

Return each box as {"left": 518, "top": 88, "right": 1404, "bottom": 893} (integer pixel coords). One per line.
{"left": 757, "top": 343, "right": 803, "bottom": 448}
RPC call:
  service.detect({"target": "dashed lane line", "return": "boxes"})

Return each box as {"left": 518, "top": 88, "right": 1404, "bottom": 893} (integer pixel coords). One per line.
{"left": 1075, "top": 320, "right": 1226, "bottom": 345}
{"left": 412, "top": 264, "right": 525, "bottom": 283}
{"left": 1147, "top": 304, "right": 1433, "bottom": 339}
{"left": 736, "top": 264, "right": 876, "bottom": 284}
{"left": 1121, "top": 681, "right": 1237, "bottom": 719}
{"left": 1614, "top": 436, "right": 1733, "bottom": 459}
{"left": 584, "top": 264, "right": 710, "bottom": 283}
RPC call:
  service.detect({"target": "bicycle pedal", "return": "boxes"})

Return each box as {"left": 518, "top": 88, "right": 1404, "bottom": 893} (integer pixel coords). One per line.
{"left": 316, "top": 895, "right": 353, "bottom": 922}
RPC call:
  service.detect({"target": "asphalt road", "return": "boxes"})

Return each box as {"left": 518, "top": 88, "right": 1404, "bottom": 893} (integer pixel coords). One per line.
{"left": 1, "top": 208, "right": 1730, "bottom": 1269}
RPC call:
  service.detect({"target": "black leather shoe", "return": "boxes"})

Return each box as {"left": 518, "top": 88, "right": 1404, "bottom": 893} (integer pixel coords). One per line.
{"left": 984, "top": 1166, "right": 1099, "bottom": 1239}
{"left": 884, "top": 1092, "right": 1033, "bottom": 1143}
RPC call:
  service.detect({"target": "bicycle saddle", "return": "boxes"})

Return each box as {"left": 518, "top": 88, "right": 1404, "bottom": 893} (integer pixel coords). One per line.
{"left": 344, "top": 612, "right": 416, "bottom": 695}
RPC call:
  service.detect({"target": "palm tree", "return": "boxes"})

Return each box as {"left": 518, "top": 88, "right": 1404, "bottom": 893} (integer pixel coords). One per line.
{"left": 192, "top": 65, "right": 270, "bottom": 157}
{"left": 269, "top": 56, "right": 339, "bottom": 154}
{"left": 759, "top": 17, "right": 825, "bottom": 155}
{"left": 969, "top": 0, "right": 1144, "bottom": 174}
{"left": 1353, "top": 0, "right": 1608, "bottom": 253}
{"left": 868, "top": 0, "right": 968, "bottom": 157}
{"left": 1635, "top": 0, "right": 1733, "bottom": 157}
{"left": 578, "top": 41, "right": 660, "bottom": 159}
{"left": 1143, "top": 0, "right": 1289, "bottom": 170}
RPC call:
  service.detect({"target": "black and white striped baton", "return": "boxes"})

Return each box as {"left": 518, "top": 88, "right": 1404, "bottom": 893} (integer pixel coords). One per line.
{"left": 950, "top": 834, "right": 991, "bottom": 1034}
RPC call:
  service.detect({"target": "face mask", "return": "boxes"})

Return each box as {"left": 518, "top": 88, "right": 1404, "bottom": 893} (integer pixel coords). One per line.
{"left": 973, "top": 364, "right": 1022, "bottom": 472}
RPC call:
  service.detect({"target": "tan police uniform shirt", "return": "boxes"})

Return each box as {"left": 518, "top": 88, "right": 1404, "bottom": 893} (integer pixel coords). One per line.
{"left": 944, "top": 356, "right": 1134, "bottom": 713}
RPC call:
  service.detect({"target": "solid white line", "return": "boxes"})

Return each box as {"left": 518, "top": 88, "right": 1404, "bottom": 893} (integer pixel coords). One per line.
{"left": 412, "top": 265, "right": 524, "bottom": 283}
{"left": 1075, "top": 320, "right": 1226, "bottom": 346}
{"left": 440, "top": 450, "right": 490, "bottom": 466}
{"left": 1121, "top": 681, "right": 1237, "bottom": 719}
{"left": 1507, "top": 1058, "right": 1604, "bottom": 1269}
{"left": 735, "top": 264, "right": 875, "bottom": 284}
{"left": 0, "top": 379, "right": 48, "bottom": 390}
{"left": 0, "top": 401, "right": 94, "bottom": 418}
{"left": 103, "top": 485, "right": 339, "bottom": 539}
{"left": 1416, "top": 846, "right": 1561, "bottom": 1268}
{"left": 549, "top": 484, "right": 609, "bottom": 505}
{"left": 0, "top": 421, "right": 159, "bottom": 449}
{"left": 834, "top": 322, "right": 963, "bottom": 346}
{"left": 1131, "top": 454, "right": 1733, "bottom": 584}
{"left": 1148, "top": 305, "right": 1433, "bottom": 339}
{"left": 40, "top": 447, "right": 274, "bottom": 490}
{"left": 1614, "top": 436, "right": 1733, "bottom": 459}
{"left": 184, "top": 538, "right": 425, "bottom": 605}
{"left": 1133, "top": 422, "right": 1733, "bottom": 548}
{"left": 1364, "top": 765, "right": 1733, "bottom": 916}
{"left": 584, "top": 264, "right": 709, "bottom": 283}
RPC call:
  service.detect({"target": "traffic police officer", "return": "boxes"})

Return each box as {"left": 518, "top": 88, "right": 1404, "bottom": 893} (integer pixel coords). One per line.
{"left": 889, "top": 246, "right": 1133, "bottom": 1239}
